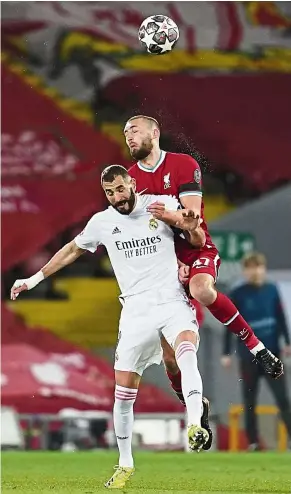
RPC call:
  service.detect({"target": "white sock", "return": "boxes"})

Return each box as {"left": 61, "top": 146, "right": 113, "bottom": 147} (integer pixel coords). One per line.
{"left": 175, "top": 342, "right": 203, "bottom": 426}
{"left": 250, "top": 341, "right": 265, "bottom": 356}
{"left": 114, "top": 385, "right": 137, "bottom": 468}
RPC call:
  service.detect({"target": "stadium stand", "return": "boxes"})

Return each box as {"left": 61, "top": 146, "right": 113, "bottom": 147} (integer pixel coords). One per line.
{"left": 2, "top": 306, "right": 183, "bottom": 414}
{"left": 1, "top": 2, "right": 291, "bottom": 458}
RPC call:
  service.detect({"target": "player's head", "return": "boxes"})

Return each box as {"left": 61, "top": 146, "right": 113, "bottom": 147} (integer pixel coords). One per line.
{"left": 101, "top": 165, "right": 136, "bottom": 215}
{"left": 124, "top": 115, "right": 160, "bottom": 160}
{"left": 242, "top": 252, "right": 267, "bottom": 286}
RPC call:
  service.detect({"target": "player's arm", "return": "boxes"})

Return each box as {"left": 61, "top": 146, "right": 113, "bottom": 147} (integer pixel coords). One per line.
{"left": 183, "top": 226, "right": 206, "bottom": 248}
{"left": 176, "top": 155, "right": 205, "bottom": 247}
{"left": 177, "top": 155, "right": 202, "bottom": 215}
{"left": 11, "top": 214, "right": 101, "bottom": 300}
{"left": 147, "top": 202, "right": 205, "bottom": 247}
{"left": 10, "top": 241, "right": 84, "bottom": 300}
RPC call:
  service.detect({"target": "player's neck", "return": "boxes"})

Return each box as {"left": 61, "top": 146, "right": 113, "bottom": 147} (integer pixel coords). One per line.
{"left": 139, "top": 148, "right": 162, "bottom": 169}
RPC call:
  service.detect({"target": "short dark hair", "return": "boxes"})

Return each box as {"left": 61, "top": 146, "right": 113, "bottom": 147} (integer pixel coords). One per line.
{"left": 127, "top": 115, "right": 160, "bottom": 130}
{"left": 242, "top": 252, "right": 267, "bottom": 268}
{"left": 101, "top": 165, "right": 129, "bottom": 184}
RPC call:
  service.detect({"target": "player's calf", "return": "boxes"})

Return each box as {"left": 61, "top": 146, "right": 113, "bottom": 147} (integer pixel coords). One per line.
{"left": 173, "top": 332, "right": 210, "bottom": 452}
{"left": 166, "top": 368, "right": 185, "bottom": 406}
{"left": 112, "top": 371, "right": 140, "bottom": 476}
{"left": 161, "top": 336, "right": 186, "bottom": 405}
{"left": 174, "top": 332, "right": 203, "bottom": 426}
{"left": 189, "top": 273, "right": 267, "bottom": 356}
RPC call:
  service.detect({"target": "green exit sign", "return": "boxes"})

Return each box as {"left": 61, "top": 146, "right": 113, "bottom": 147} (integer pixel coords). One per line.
{"left": 210, "top": 231, "right": 255, "bottom": 261}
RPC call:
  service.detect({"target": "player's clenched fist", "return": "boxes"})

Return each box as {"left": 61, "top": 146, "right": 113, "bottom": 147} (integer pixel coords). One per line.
{"left": 10, "top": 271, "right": 45, "bottom": 300}
{"left": 11, "top": 280, "right": 29, "bottom": 300}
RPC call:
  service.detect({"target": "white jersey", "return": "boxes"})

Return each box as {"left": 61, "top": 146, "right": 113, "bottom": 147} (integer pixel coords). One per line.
{"left": 74, "top": 194, "right": 185, "bottom": 301}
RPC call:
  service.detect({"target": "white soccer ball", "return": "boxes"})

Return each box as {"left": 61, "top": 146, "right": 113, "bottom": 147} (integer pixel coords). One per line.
{"left": 138, "top": 15, "right": 179, "bottom": 55}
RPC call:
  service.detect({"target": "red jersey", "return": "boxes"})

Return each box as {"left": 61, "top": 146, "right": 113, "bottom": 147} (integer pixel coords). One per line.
{"left": 129, "top": 151, "right": 217, "bottom": 266}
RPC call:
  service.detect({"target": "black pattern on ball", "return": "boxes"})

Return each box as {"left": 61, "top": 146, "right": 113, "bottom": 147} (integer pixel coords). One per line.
{"left": 153, "top": 31, "right": 167, "bottom": 45}
{"left": 146, "top": 22, "right": 159, "bottom": 35}
{"left": 152, "top": 15, "right": 165, "bottom": 23}
{"left": 168, "top": 28, "right": 178, "bottom": 42}
{"left": 149, "top": 44, "right": 163, "bottom": 54}
{"left": 139, "top": 26, "right": 146, "bottom": 39}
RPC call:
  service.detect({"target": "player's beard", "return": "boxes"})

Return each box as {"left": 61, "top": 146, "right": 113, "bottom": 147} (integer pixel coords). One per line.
{"left": 113, "top": 188, "right": 136, "bottom": 215}
{"left": 130, "top": 137, "right": 153, "bottom": 161}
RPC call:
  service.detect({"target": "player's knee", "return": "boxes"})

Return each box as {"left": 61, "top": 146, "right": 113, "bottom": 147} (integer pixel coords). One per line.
{"left": 115, "top": 370, "right": 141, "bottom": 390}
{"left": 174, "top": 330, "right": 198, "bottom": 350}
{"left": 190, "top": 274, "right": 216, "bottom": 306}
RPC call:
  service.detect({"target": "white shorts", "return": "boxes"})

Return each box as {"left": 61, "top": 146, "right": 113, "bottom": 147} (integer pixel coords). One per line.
{"left": 114, "top": 296, "right": 199, "bottom": 376}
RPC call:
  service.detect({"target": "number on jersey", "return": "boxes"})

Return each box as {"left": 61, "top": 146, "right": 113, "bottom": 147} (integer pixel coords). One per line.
{"left": 192, "top": 257, "right": 210, "bottom": 268}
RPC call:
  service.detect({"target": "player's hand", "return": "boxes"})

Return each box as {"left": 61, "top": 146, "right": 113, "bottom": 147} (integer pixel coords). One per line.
{"left": 221, "top": 356, "right": 232, "bottom": 368}
{"left": 282, "top": 345, "right": 291, "bottom": 357}
{"left": 178, "top": 264, "right": 190, "bottom": 284}
{"left": 147, "top": 201, "right": 166, "bottom": 220}
{"left": 176, "top": 210, "right": 200, "bottom": 232}
{"left": 10, "top": 280, "right": 29, "bottom": 301}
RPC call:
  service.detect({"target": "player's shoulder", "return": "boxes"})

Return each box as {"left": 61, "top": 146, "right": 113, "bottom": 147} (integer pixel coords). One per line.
{"left": 142, "top": 193, "right": 178, "bottom": 203}
{"left": 166, "top": 152, "right": 199, "bottom": 167}
{"left": 87, "top": 209, "right": 110, "bottom": 225}
{"left": 128, "top": 162, "right": 139, "bottom": 176}
{"left": 140, "top": 194, "right": 179, "bottom": 212}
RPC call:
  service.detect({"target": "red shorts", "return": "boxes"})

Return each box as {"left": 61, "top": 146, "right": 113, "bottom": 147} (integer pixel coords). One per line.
{"left": 189, "top": 247, "right": 221, "bottom": 283}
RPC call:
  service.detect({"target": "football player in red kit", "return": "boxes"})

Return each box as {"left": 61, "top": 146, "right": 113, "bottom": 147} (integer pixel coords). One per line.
{"left": 125, "top": 115, "right": 283, "bottom": 446}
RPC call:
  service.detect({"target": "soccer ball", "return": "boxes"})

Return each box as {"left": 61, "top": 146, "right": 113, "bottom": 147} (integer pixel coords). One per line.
{"left": 138, "top": 15, "right": 179, "bottom": 55}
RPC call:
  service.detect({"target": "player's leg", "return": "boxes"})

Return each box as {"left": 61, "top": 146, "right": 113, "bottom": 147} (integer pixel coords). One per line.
{"left": 265, "top": 370, "right": 291, "bottom": 440}
{"left": 161, "top": 334, "right": 185, "bottom": 404}
{"left": 161, "top": 301, "right": 209, "bottom": 451}
{"left": 188, "top": 256, "right": 283, "bottom": 379}
{"left": 161, "top": 334, "right": 212, "bottom": 449}
{"left": 105, "top": 313, "right": 162, "bottom": 489}
{"left": 105, "top": 370, "right": 140, "bottom": 489}
{"left": 240, "top": 359, "right": 261, "bottom": 449}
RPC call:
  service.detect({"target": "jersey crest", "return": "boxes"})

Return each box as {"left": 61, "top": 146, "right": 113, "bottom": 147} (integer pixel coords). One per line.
{"left": 149, "top": 218, "right": 159, "bottom": 230}
{"left": 163, "top": 172, "right": 171, "bottom": 189}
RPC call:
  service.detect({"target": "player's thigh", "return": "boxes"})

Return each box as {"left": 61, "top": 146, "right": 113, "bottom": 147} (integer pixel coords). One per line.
{"left": 161, "top": 300, "right": 200, "bottom": 351}
{"left": 190, "top": 251, "right": 221, "bottom": 284}
{"left": 115, "top": 310, "right": 162, "bottom": 377}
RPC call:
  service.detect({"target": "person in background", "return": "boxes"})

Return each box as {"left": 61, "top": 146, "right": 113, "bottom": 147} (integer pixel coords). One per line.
{"left": 221, "top": 252, "right": 291, "bottom": 450}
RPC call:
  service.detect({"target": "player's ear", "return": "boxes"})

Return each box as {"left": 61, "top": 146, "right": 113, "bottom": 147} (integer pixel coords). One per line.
{"left": 153, "top": 127, "right": 160, "bottom": 140}
{"left": 131, "top": 177, "right": 136, "bottom": 192}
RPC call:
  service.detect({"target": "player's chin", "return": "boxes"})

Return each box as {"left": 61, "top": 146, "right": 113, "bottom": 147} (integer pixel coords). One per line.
{"left": 117, "top": 204, "right": 130, "bottom": 215}
{"left": 130, "top": 148, "right": 140, "bottom": 159}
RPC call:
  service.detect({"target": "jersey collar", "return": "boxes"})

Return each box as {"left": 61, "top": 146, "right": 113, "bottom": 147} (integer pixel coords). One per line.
{"left": 137, "top": 150, "right": 166, "bottom": 173}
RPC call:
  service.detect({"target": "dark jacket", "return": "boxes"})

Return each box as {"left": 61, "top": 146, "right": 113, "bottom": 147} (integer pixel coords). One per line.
{"left": 223, "top": 282, "right": 290, "bottom": 359}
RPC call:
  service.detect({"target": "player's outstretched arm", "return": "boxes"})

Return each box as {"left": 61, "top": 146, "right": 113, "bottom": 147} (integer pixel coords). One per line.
{"left": 10, "top": 240, "right": 84, "bottom": 300}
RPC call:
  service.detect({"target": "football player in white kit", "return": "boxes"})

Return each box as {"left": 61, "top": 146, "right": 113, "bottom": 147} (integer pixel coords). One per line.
{"left": 11, "top": 165, "right": 209, "bottom": 490}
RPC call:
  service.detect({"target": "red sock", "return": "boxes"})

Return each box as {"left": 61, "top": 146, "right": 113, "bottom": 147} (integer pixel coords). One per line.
{"left": 166, "top": 370, "right": 185, "bottom": 406}
{"left": 207, "top": 292, "right": 261, "bottom": 352}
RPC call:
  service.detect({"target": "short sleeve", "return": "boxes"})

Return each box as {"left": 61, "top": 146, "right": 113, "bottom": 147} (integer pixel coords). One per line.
{"left": 177, "top": 155, "right": 203, "bottom": 199}
{"left": 74, "top": 214, "right": 102, "bottom": 253}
